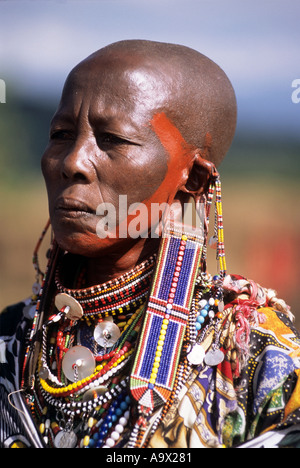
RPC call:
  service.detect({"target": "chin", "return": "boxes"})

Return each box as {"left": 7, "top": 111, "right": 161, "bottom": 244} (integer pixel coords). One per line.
{"left": 54, "top": 229, "right": 127, "bottom": 258}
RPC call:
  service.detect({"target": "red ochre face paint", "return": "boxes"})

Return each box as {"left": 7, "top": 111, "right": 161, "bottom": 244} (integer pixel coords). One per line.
{"left": 150, "top": 112, "right": 194, "bottom": 168}
{"left": 150, "top": 112, "right": 214, "bottom": 202}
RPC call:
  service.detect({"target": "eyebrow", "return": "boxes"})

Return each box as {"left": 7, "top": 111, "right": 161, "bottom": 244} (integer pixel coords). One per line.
{"left": 50, "top": 112, "right": 75, "bottom": 129}
{"left": 89, "top": 110, "right": 148, "bottom": 144}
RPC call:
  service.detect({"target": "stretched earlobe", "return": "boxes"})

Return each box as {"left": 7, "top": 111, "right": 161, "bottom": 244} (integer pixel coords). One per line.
{"left": 182, "top": 153, "right": 217, "bottom": 198}
{"left": 183, "top": 131, "right": 215, "bottom": 196}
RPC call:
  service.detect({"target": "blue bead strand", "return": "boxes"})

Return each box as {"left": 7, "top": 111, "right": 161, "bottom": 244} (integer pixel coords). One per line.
{"left": 89, "top": 392, "right": 130, "bottom": 448}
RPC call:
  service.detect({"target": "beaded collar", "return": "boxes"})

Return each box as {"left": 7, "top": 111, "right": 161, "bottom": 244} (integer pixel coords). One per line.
{"left": 54, "top": 253, "right": 156, "bottom": 319}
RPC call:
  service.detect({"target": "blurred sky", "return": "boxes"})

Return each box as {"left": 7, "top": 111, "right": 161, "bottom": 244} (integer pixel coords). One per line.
{"left": 0, "top": 0, "right": 299, "bottom": 139}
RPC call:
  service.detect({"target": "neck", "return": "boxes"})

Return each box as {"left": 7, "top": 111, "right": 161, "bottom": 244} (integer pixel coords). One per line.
{"left": 84, "top": 237, "right": 160, "bottom": 287}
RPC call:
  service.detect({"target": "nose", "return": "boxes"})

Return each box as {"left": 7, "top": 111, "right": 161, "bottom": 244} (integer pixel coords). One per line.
{"left": 61, "top": 138, "right": 94, "bottom": 182}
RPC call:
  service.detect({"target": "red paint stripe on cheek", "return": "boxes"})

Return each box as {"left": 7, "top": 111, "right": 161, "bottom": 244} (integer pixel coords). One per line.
{"left": 150, "top": 112, "right": 192, "bottom": 164}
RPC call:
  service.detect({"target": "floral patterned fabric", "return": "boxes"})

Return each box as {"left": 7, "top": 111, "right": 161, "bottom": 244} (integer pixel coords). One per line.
{"left": 148, "top": 305, "right": 300, "bottom": 448}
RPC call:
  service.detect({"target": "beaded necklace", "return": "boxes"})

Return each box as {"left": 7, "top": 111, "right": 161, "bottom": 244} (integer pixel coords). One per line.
{"left": 26, "top": 251, "right": 156, "bottom": 448}
{"left": 54, "top": 253, "right": 155, "bottom": 320}
{"left": 33, "top": 306, "right": 143, "bottom": 448}
{"left": 27, "top": 251, "right": 227, "bottom": 448}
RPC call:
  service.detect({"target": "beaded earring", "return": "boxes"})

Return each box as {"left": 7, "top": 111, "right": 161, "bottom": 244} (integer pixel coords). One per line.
{"left": 129, "top": 209, "right": 205, "bottom": 442}
{"left": 187, "top": 167, "right": 227, "bottom": 368}
{"left": 200, "top": 167, "right": 226, "bottom": 278}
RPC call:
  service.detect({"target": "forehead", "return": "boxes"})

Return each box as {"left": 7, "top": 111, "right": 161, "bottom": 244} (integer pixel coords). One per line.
{"left": 56, "top": 55, "right": 173, "bottom": 126}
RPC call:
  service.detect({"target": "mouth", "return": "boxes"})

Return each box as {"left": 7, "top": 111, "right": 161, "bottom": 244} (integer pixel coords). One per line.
{"left": 55, "top": 198, "right": 96, "bottom": 218}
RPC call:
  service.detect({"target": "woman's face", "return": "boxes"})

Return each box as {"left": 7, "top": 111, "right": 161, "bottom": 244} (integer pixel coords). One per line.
{"left": 41, "top": 55, "right": 194, "bottom": 257}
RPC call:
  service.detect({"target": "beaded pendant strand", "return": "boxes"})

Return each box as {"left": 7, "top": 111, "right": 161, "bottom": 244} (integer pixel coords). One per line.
{"left": 130, "top": 223, "right": 204, "bottom": 414}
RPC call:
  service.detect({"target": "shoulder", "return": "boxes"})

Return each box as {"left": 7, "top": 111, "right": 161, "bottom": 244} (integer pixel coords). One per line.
{"left": 0, "top": 299, "right": 35, "bottom": 391}
{"left": 0, "top": 300, "right": 29, "bottom": 337}
{"left": 223, "top": 273, "right": 296, "bottom": 329}
{"left": 0, "top": 299, "right": 35, "bottom": 368}
{"left": 221, "top": 274, "right": 300, "bottom": 374}
{"left": 0, "top": 299, "right": 32, "bottom": 337}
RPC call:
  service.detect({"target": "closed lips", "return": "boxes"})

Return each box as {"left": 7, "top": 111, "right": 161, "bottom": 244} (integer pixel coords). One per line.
{"left": 55, "top": 198, "right": 95, "bottom": 214}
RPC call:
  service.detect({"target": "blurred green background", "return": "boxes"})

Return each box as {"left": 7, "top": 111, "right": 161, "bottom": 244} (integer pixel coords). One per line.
{"left": 0, "top": 0, "right": 299, "bottom": 329}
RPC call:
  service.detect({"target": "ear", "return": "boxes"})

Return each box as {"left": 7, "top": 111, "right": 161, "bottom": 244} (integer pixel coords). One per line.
{"left": 180, "top": 153, "right": 216, "bottom": 199}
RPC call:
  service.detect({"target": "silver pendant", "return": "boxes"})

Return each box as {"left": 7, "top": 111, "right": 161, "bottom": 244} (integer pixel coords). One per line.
{"left": 62, "top": 345, "right": 95, "bottom": 382}
{"left": 55, "top": 293, "right": 83, "bottom": 321}
{"left": 94, "top": 321, "right": 121, "bottom": 348}
{"left": 54, "top": 430, "right": 77, "bottom": 448}
{"left": 83, "top": 385, "right": 108, "bottom": 403}
{"left": 204, "top": 348, "right": 224, "bottom": 366}
{"left": 187, "top": 343, "right": 205, "bottom": 365}
{"left": 32, "top": 282, "right": 41, "bottom": 296}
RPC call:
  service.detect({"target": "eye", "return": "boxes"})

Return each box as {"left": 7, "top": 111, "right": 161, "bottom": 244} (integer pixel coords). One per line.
{"left": 50, "top": 129, "right": 74, "bottom": 141}
{"left": 99, "top": 133, "right": 128, "bottom": 145}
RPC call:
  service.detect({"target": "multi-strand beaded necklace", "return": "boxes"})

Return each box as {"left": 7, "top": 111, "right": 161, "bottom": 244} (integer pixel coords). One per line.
{"left": 54, "top": 253, "right": 155, "bottom": 321}
{"left": 27, "top": 244, "right": 226, "bottom": 448}
{"left": 27, "top": 254, "right": 156, "bottom": 448}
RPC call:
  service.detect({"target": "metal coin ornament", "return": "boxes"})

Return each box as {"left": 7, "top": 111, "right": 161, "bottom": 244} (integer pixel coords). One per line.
{"left": 54, "top": 430, "right": 78, "bottom": 449}
{"left": 32, "top": 281, "right": 41, "bottom": 296}
{"left": 83, "top": 385, "right": 108, "bottom": 403}
{"left": 94, "top": 321, "right": 121, "bottom": 348}
{"left": 55, "top": 293, "right": 83, "bottom": 321}
{"left": 187, "top": 343, "right": 205, "bottom": 365}
{"left": 204, "top": 348, "right": 224, "bottom": 366}
{"left": 62, "top": 345, "right": 95, "bottom": 382}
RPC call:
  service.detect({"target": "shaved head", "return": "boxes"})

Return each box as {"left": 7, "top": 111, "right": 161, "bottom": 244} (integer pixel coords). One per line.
{"left": 71, "top": 39, "right": 237, "bottom": 167}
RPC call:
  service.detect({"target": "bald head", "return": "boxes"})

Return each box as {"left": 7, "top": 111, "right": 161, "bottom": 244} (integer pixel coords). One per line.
{"left": 71, "top": 39, "right": 237, "bottom": 167}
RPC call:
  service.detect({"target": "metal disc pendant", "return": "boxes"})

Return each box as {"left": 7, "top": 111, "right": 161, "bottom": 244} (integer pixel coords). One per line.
{"left": 54, "top": 430, "right": 77, "bottom": 448}
{"left": 82, "top": 385, "right": 108, "bottom": 403}
{"left": 55, "top": 293, "right": 83, "bottom": 321}
{"left": 62, "top": 345, "right": 95, "bottom": 382}
{"left": 187, "top": 343, "right": 205, "bottom": 365}
{"left": 204, "top": 348, "right": 224, "bottom": 366}
{"left": 94, "top": 321, "right": 121, "bottom": 348}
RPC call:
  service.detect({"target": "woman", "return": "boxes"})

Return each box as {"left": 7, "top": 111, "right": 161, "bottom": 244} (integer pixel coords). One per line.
{"left": 1, "top": 40, "right": 300, "bottom": 449}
